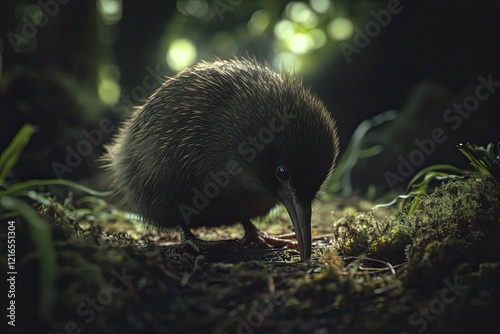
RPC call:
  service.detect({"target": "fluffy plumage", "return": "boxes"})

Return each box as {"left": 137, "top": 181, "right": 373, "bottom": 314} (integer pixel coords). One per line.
{"left": 104, "top": 58, "right": 339, "bottom": 260}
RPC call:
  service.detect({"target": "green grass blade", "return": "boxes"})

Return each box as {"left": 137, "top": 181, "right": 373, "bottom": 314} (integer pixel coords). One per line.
{"left": 406, "top": 164, "right": 465, "bottom": 192}
{"left": 458, "top": 143, "right": 492, "bottom": 176}
{"left": 1, "top": 196, "right": 55, "bottom": 321}
{"left": 0, "top": 179, "right": 112, "bottom": 197}
{"left": 0, "top": 124, "right": 36, "bottom": 184}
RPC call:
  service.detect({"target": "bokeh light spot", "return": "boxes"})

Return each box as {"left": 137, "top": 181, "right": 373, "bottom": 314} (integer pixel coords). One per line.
{"left": 309, "top": 0, "right": 331, "bottom": 14}
{"left": 185, "top": 0, "right": 209, "bottom": 18}
{"left": 287, "top": 2, "right": 312, "bottom": 23}
{"left": 97, "top": 0, "right": 122, "bottom": 25}
{"left": 248, "top": 9, "right": 271, "bottom": 36}
{"left": 274, "top": 20, "right": 295, "bottom": 40}
{"left": 98, "top": 78, "right": 121, "bottom": 105}
{"left": 327, "top": 17, "right": 354, "bottom": 40}
{"left": 167, "top": 38, "right": 197, "bottom": 71}
{"left": 99, "top": 63, "right": 121, "bottom": 81}
{"left": 309, "top": 28, "right": 327, "bottom": 49}
{"left": 288, "top": 33, "right": 314, "bottom": 54}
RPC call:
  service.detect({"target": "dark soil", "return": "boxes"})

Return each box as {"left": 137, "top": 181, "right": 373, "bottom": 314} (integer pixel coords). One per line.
{"left": 2, "top": 177, "right": 500, "bottom": 334}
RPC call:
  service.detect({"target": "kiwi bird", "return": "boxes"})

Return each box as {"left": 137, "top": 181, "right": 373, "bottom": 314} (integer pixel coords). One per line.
{"left": 104, "top": 58, "right": 339, "bottom": 261}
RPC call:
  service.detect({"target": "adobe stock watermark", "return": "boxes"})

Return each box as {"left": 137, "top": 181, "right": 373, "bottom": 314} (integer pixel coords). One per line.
{"left": 384, "top": 73, "right": 499, "bottom": 190}
{"left": 340, "top": 0, "right": 410, "bottom": 64}
{"left": 49, "top": 267, "right": 135, "bottom": 334}
{"left": 399, "top": 276, "right": 468, "bottom": 334}
{"left": 213, "top": 0, "right": 242, "bottom": 21}
{"left": 178, "top": 0, "right": 242, "bottom": 22}
{"left": 51, "top": 64, "right": 168, "bottom": 179}
{"left": 6, "top": 0, "right": 71, "bottom": 54}
{"left": 225, "top": 293, "right": 286, "bottom": 334}
{"left": 178, "top": 108, "right": 296, "bottom": 223}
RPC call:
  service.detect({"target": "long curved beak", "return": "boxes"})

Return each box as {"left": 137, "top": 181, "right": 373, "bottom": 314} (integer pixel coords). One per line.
{"left": 281, "top": 191, "right": 312, "bottom": 262}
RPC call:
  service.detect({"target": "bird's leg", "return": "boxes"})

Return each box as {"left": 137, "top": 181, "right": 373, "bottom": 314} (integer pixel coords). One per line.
{"left": 240, "top": 219, "right": 299, "bottom": 249}
{"left": 179, "top": 227, "right": 240, "bottom": 256}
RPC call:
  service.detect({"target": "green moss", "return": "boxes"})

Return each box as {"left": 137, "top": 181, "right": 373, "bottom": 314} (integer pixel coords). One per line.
{"left": 332, "top": 211, "right": 415, "bottom": 264}
{"left": 409, "top": 177, "right": 500, "bottom": 265}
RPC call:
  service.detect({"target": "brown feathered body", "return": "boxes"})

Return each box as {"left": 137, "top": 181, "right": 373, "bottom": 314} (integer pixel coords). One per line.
{"left": 104, "top": 58, "right": 339, "bottom": 232}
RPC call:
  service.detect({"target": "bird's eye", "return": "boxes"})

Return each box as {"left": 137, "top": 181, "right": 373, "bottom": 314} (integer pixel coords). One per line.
{"left": 275, "top": 166, "right": 291, "bottom": 182}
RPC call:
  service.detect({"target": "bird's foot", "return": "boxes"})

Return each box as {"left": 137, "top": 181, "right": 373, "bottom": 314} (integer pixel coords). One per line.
{"left": 177, "top": 229, "right": 241, "bottom": 257}
{"left": 241, "top": 220, "right": 299, "bottom": 249}
{"left": 174, "top": 223, "right": 300, "bottom": 259}
{"left": 241, "top": 231, "right": 299, "bottom": 249}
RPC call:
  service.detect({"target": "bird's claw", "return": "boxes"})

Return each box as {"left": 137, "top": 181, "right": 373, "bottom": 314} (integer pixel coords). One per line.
{"left": 241, "top": 227, "right": 298, "bottom": 250}
{"left": 178, "top": 237, "right": 241, "bottom": 257}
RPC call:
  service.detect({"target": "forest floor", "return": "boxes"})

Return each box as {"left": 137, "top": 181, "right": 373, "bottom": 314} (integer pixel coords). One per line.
{"left": 2, "top": 176, "right": 500, "bottom": 334}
